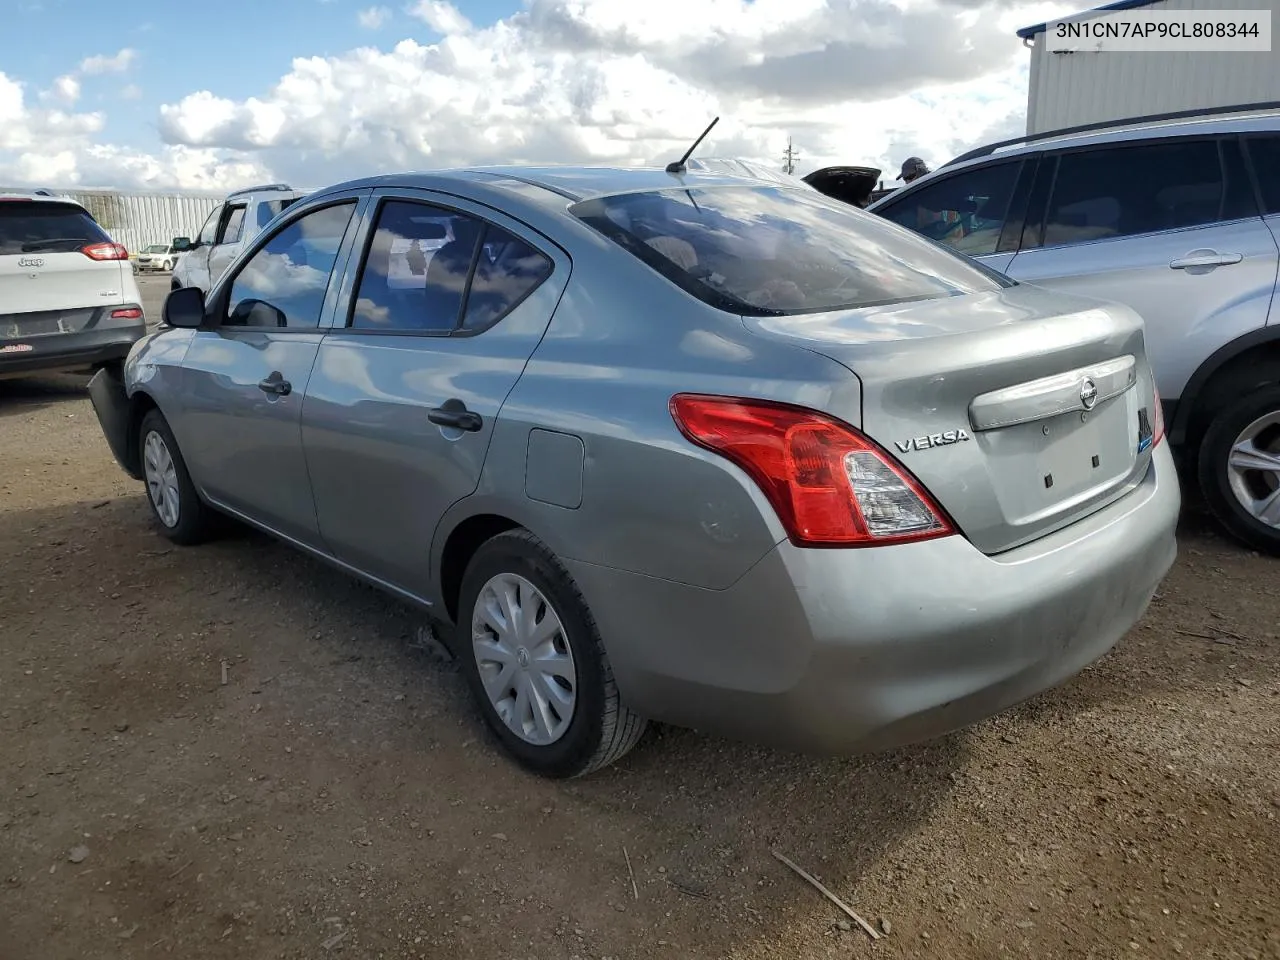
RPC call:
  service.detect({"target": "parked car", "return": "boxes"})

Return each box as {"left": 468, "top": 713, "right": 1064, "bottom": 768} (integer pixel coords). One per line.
{"left": 1, "top": 190, "right": 145, "bottom": 377}
{"left": 170, "top": 183, "right": 305, "bottom": 294}
{"left": 88, "top": 166, "right": 1179, "bottom": 777}
{"left": 135, "top": 242, "right": 183, "bottom": 272}
{"left": 868, "top": 103, "right": 1280, "bottom": 554}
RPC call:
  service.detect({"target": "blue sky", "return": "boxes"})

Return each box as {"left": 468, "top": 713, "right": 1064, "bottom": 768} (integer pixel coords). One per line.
{"left": 10, "top": 0, "right": 515, "bottom": 151}
{"left": 2, "top": 0, "right": 1063, "bottom": 191}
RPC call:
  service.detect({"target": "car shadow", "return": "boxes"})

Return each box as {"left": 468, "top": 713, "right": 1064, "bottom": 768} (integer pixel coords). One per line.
{"left": 0, "top": 373, "right": 89, "bottom": 419}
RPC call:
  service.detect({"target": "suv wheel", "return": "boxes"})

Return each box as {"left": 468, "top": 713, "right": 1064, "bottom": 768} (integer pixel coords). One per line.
{"left": 1197, "top": 385, "right": 1280, "bottom": 555}
{"left": 139, "top": 408, "right": 215, "bottom": 545}
{"left": 456, "top": 530, "right": 648, "bottom": 778}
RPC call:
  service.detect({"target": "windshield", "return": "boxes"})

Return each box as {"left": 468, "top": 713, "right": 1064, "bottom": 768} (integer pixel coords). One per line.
{"left": 145, "top": 244, "right": 168, "bottom": 253}
{"left": 571, "top": 184, "right": 1008, "bottom": 316}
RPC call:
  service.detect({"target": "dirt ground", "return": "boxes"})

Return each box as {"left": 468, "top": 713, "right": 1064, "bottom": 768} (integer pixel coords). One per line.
{"left": 2, "top": 283, "right": 1278, "bottom": 959}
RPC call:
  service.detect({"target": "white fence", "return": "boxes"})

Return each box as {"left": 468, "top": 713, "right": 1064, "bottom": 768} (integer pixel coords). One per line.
{"left": 2, "top": 187, "right": 222, "bottom": 255}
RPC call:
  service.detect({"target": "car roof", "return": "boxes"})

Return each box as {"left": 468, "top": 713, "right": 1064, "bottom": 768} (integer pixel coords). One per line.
{"left": 939, "top": 103, "right": 1280, "bottom": 173}
{"left": 0, "top": 190, "right": 87, "bottom": 207}
{"left": 306, "top": 165, "right": 808, "bottom": 209}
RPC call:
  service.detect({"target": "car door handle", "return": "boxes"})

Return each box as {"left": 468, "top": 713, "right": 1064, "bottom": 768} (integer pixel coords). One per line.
{"left": 427, "top": 402, "right": 483, "bottom": 432}
{"left": 257, "top": 373, "right": 292, "bottom": 396}
{"left": 1169, "top": 252, "right": 1243, "bottom": 269}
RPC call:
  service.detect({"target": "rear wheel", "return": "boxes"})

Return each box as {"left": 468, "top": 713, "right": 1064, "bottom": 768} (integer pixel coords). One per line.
{"left": 1197, "top": 385, "right": 1280, "bottom": 555}
{"left": 139, "top": 408, "right": 214, "bottom": 545}
{"left": 456, "top": 529, "right": 647, "bottom": 778}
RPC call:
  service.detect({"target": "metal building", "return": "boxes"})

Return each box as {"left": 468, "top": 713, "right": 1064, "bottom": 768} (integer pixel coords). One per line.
{"left": 1018, "top": 0, "right": 1280, "bottom": 135}
{"left": 1, "top": 186, "right": 221, "bottom": 255}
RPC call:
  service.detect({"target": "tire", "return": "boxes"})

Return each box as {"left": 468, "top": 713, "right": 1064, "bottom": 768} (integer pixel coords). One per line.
{"left": 456, "top": 529, "right": 648, "bottom": 778}
{"left": 138, "top": 408, "right": 215, "bottom": 546}
{"left": 1197, "top": 384, "right": 1280, "bottom": 555}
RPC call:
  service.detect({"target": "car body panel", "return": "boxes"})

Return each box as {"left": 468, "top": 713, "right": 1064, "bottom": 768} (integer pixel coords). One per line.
{"left": 565, "top": 440, "right": 1178, "bottom": 751}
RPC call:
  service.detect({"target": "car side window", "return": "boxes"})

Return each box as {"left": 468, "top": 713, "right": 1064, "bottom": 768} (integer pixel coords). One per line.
{"left": 224, "top": 201, "right": 357, "bottom": 329}
{"left": 219, "top": 204, "right": 247, "bottom": 245}
{"left": 461, "top": 226, "right": 553, "bottom": 332}
{"left": 1246, "top": 135, "right": 1280, "bottom": 215}
{"left": 350, "top": 199, "right": 553, "bottom": 334}
{"left": 197, "top": 205, "right": 223, "bottom": 246}
{"left": 878, "top": 162, "right": 1021, "bottom": 257}
{"left": 1043, "top": 141, "right": 1224, "bottom": 248}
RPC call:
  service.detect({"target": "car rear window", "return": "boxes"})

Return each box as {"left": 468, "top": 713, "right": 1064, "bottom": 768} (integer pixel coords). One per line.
{"left": 0, "top": 200, "right": 111, "bottom": 255}
{"left": 571, "top": 185, "right": 1007, "bottom": 316}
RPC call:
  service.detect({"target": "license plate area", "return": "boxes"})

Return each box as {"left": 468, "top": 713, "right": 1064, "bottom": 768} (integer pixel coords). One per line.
{"left": 982, "top": 388, "right": 1139, "bottom": 526}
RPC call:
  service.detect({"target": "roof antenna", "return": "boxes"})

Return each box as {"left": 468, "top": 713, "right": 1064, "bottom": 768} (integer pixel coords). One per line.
{"left": 666, "top": 116, "right": 720, "bottom": 175}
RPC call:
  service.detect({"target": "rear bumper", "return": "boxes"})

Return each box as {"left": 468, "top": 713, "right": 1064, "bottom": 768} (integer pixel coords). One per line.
{"left": 567, "top": 441, "right": 1181, "bottom": 755}
{"left": 88, "top": 364, "right": 144, "bottom": 480}
{"left": 0, "top": 313, "right": 145, "bottom": 377}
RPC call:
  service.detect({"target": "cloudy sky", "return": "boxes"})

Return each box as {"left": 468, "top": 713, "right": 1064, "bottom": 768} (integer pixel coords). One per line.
{"left": 1, "top": 0, "right": 1078, "bottom": 193}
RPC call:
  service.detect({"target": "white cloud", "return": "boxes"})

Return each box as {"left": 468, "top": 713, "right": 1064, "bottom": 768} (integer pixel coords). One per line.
{"left": 41, "top": 74, "right": 81, "bottom": 105}
{"left": 2, "top": 0, "right": 1084, "bottom": 192}
{"left": 410, "top": 0, "right": 473, "bottom": 34}
{"left": 79, "top": 48, "right": 137, "bottom": 75}
{"left": 359, "top": 5, "right": 390, "bottom": 28}
{"left": 120, "top": 84, "right": 143, "bottom": 101}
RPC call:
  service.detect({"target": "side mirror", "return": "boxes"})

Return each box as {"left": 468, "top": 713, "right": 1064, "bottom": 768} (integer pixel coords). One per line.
{"left": 171, "top": 237, "right": 193, "bottom": 252}
{"left": 163, "top": 286, "right": 206, "bottom": 329}
{"left": 231, "top": 298, "right": 288, "bottom": 328}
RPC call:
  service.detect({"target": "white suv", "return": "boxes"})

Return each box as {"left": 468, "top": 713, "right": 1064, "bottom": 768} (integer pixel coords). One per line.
{"left": 171, "top": 183, "right": 305, "bottom": 294}
{"left": 1, "top": 191, "right": 145, "bottom": 377}
{"left": 869, "top": 104, "right": 1280, "bottom": 554}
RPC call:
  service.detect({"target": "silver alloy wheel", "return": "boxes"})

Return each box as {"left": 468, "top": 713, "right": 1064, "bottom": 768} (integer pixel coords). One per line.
{"left": 1227, "top": 411, "right": 1280, "bottom": 529}
{"left": 142, "top": 430, "right": 181, "bottom": 528}
{"left": 471, "top": 572, "right": 577, "bottom": 746}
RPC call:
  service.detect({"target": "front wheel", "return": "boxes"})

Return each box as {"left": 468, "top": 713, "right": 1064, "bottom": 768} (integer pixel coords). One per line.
{"left": 138, "top": 408, "right": 215, "bottom": 545}
{"left": 456, "top": 530, "right": 648, "bottom": 778}
{"left": 1198, "top": 385, "right": 1280, "bottom": 555}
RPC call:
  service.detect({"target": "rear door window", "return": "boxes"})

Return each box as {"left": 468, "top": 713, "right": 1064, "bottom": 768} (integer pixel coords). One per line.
{"left": 1245, "top": 135, "right": 1280, "bottom": 214}
{"left": 876, "top": 161, "right": 1023, "bottom": 257}
{"left": 0, "top": 201, "right": 110, "bottom": 255}
{"left": 572, "top": 185, "right": 1005, "bottom": 316}
{"left": 349, "top": 199, "right": 553, "bottom": 334}
{"left": 1042, "top": 140, "right": 1226, "bottom": 247}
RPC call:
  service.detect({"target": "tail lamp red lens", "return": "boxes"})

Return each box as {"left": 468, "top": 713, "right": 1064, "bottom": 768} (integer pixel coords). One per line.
{"left": 669, "top": 394, "right": 955, "bottom": 548}
{"left": 82, "top": 242, "right": 130, "bottom": 261}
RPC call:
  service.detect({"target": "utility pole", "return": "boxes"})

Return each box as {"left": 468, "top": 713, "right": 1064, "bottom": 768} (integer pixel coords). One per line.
{"left": 782, "top": 137, "right": 800, "bottom": 175}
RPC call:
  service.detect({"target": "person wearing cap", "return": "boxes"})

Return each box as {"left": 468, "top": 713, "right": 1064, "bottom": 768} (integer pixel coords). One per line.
{"left": 897, "top": 156, "right": 930, "bottom": 184}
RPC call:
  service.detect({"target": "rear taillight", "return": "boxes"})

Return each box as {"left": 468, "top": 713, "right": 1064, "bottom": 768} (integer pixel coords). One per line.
{"left": 1152, "top": 385, "right": 1165, "bottom": 447}
{"left": 110, "top": 307, "right": 143, "bottom": 319}
{"left": 82, "top": 242, "right": 129, "bottom": 261}
{"left": 669, "top": 394, "right": 955, "bottom": 548}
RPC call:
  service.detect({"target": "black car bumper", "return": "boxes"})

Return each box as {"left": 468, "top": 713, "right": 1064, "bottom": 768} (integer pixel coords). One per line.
{"left": 88, "top": 364, "right": 145, "bottom": 480}
{"left": 0, "top": 323, "right": 144, "bottom": 377}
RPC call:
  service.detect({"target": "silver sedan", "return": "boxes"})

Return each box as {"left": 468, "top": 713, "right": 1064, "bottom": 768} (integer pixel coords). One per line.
{"left": 89, "top": 165, "right": 1180, "bottom": 777}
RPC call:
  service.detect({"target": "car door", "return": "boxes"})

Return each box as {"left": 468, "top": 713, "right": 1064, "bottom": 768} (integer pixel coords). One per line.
{"left": 206, "top": 201, "right": 249, "bottom": 289}
{"left": 175, "top": 194, "right": 367, "bottom": 547}
{"left": 301, "top": 189, "right": 568, "bottom": 600}
{"left": 1245, "top": 133, "right": 1280, "bottom": 293}
{"left": 872, "top": 157, "right": 1033, "bottom": 275}
{"left": 1003, "top": 137, "right": 1280, "bottom": 402}
{"left": 181, "top": 203, "right": 223, "bottom": 292}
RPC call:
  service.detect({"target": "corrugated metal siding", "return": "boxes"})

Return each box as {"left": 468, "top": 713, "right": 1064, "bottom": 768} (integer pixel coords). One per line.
{"left": 62, "top": 192, "right": 222, "bottom": 254}
{"left": 1027, "top": 0, "right": 1280, "bottom": 134}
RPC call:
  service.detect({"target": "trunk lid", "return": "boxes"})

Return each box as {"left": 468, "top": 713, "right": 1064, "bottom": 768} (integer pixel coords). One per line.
{"left": 803, "top": 166, "right": 882, "bottom": 207}
{"left": 744, "top": 284, "right": 1159, "bottom": 555}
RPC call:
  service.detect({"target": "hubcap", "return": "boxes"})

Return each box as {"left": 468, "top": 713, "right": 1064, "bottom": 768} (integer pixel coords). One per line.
{"left": 471, "top": 572, "right": 577, "bottom": 746}
{"left": 1227, "top": 411, "right": 1280, "bottom": 529}
{"left": 142, "top": 430, "right": 181, "bottom": 528}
